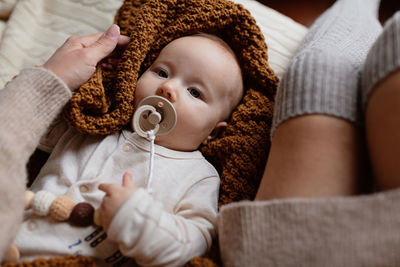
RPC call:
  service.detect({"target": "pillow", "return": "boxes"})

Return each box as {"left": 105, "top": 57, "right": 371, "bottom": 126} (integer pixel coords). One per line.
{"left": 231, "top": 0, "right": 308, "bottom": 79}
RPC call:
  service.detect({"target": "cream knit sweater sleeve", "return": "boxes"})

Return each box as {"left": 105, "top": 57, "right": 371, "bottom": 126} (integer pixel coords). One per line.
{"left": 218, "top": 189, "right": 400, "bottom": 267}
{"left": 0, "top": 67, "right": 71, "bottom": 260}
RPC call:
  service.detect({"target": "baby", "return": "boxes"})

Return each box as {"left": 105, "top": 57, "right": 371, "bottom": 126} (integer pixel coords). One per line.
{"left": 13, "top": 33, "right": 243, "bottom": 266}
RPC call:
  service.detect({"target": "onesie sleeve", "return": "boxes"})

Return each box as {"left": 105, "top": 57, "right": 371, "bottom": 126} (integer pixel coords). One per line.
{"left": 107, "top": 176, "right": 219, "bottom": 267}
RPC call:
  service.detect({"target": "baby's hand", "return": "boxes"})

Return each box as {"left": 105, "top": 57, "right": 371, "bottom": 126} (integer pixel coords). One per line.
{"left": 98, "top": 171, "right": 137, "bottom": 231}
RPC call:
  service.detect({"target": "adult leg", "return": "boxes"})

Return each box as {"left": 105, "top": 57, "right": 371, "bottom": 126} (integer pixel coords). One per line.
{"left": 363, "top": 12, "right": 400, "bottom": 190}
{"left": 256, "top": 0, "right": 382, "bottom": 200}
{"left": 257, "top": 116, "right": 367, "bottom": 199}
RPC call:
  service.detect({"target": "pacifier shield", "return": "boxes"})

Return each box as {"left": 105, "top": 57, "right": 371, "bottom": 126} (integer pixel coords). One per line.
{"left": 132, "top": 96, "right": 177, "bottom": 137}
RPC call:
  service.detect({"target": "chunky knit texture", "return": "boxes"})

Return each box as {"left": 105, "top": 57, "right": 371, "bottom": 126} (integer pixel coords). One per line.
{"left": 2, "top": 255, "right": 97, "bottom": 267}
{"left": 63, "top": 0, "right": 278, "bottom": 207}
{"left": 271, "top": 0, "right": 382, "bottom": 134}
{"left": 362, "top": 11, "right": 400, "bottom": 108}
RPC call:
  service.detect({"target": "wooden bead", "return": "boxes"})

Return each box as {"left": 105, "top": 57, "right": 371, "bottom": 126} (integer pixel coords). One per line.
{"left": 24, "top": 190, "right": 35, "bottom": 210}
{"left": 3, "top": 244, "right": 20, "bottom": 262}
{"left": 49, "top": 196, "right": 75, "bottom": 221}
{"left": 69, "top": 202, "right": 94, "bottom": 226}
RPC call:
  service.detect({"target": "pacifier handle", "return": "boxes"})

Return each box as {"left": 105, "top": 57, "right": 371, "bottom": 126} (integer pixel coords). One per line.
{"left": 132, "top": 96, "right": 177, "bottom": 138}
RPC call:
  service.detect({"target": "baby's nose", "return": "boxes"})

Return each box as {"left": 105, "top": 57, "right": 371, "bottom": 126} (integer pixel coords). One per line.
{"left": 156, "top": 83, "right": 177, "bottom": 102}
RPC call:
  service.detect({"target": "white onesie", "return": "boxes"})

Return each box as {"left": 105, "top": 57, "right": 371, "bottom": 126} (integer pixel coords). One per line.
{"left": 14, "top": 120, "right": 220, "bottom": 266}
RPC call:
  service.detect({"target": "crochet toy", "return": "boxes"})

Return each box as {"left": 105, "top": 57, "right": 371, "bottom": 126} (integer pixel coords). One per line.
{"left": 3, "top": 190, "right": 102, "bottom": 263}
{"left": 23, "top": 190, "right": 100, "bottom": 226}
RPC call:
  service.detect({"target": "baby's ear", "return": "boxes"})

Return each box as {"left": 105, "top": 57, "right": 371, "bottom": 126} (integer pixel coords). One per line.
{"left": 210, "top": 121, "right": 228, "bottom": 139}
{"left": 202, "top": 122, "right": 227, "bottom": 145}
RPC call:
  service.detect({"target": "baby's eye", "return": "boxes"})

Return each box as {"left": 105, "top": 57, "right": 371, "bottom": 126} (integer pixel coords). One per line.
{"left": 157, "top": 69, "right": 168, "bottom": 78}
{"left": 188, "top": 88, "right": 201, "bottom": 98}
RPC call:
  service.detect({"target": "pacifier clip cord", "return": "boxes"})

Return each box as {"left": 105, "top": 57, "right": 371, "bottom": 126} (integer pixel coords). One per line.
{"left": 145, "top": 129, "right": 156, "bottom": 194}
{"left": 132, "top": 96, "right": 177, "bottom": 195}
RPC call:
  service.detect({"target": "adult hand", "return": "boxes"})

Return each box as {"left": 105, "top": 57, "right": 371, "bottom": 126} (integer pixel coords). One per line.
{"left": 43, "top": 24, "right": 130, "bottom": 90}
{"left": 97, "top": 171, "right": 138, "bottom": 231}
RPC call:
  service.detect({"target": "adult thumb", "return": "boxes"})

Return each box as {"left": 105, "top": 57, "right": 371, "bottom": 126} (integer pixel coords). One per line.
{"left": 88, "top": 24, "right": 120, "bottom": 62}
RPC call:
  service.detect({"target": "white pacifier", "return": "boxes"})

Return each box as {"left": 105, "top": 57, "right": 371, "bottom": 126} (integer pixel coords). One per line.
{"left": 132, "top": 95, "right": 177, "bottom": 138}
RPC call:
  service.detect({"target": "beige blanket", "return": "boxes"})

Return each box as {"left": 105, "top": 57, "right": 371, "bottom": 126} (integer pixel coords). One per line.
{"left": 0, "top": 0, "right": 123, "bottom": 88}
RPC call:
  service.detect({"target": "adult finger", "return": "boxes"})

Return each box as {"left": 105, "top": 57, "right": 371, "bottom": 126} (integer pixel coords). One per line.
{"left": 117, "top": 35, "right": 130, "bottom": 46}
{"left": 65, "top": 32, "right": 127, "bottom": 52}
{"left": 78, "top": 32, "right": 104, "bottom": 47}
{"left": 102, "top": 35, "right": 130, "bottom": 60}
{"left": 87, "top": 24, "right": 120, "bottom": 63}
{"left": 59, "top": 33, "right": 103, "bottom": 51}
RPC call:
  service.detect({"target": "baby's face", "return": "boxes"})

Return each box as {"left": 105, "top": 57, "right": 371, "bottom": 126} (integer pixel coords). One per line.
{"left": 135, "top": 35, "right": 243, "bottom": 151}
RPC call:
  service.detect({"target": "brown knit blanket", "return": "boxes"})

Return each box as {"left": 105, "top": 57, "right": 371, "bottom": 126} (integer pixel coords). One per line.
{"left": 63, "top": 0, "right": 277, "bottom": 265}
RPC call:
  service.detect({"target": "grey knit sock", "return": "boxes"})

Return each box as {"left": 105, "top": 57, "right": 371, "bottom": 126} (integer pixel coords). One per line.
{"left": 271, "top": 0, "right": 382, "bottom": 135}
{"left": 362, "top": 11, "right": 400, "bottom": 108}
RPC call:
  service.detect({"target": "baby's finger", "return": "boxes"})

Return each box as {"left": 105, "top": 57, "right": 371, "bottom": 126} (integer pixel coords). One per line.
{"left": 122, "top": 171, "right": 135, "bottom": 188}
{"left": 98, "top": 183, "right": 117, "bottom": 195}
{"left": 93, "top": 209, "right": 102, "bottom": 226}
